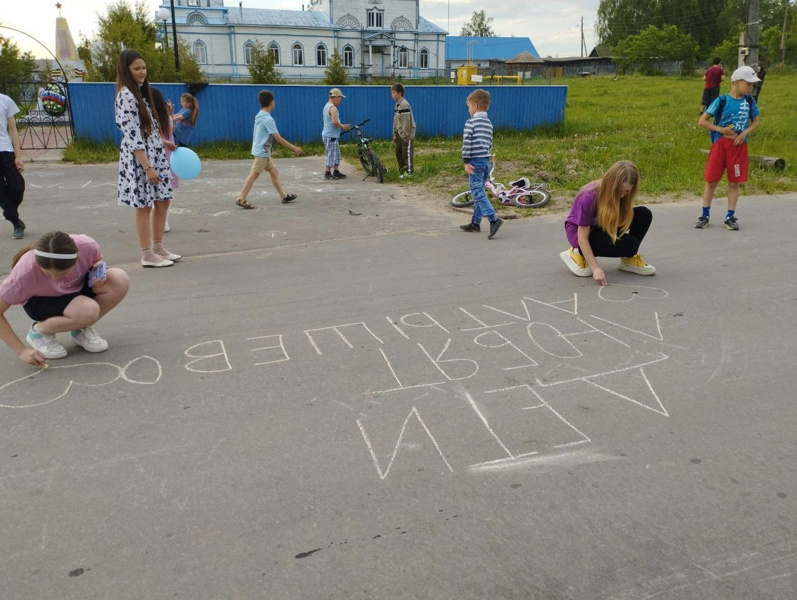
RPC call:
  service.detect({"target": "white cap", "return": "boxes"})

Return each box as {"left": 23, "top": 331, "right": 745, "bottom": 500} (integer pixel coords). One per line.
{"left": 731, "top": 66, "right": 761, "bottom": 83}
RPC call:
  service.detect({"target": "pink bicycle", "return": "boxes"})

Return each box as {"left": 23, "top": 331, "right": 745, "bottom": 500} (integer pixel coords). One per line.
{"left": 450, "top": 162, "right": 551, "bottom": 209}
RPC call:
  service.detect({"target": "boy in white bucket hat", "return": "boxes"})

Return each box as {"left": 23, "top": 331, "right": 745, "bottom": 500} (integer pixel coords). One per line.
{"left": 695, "top": 65, "right": 761, "bottom": 231}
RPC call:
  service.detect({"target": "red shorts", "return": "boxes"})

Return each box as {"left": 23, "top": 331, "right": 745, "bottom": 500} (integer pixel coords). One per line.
{"left": 704, "top": 136, "right": 749, "bottom": 183}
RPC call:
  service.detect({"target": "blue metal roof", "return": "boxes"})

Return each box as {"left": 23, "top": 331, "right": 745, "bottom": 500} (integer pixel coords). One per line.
{"left": 446, "top": 37, "right": 540, "bottom": 60}
{"left": 418, "top": 16, "right": 446, "bottom": 34}
{"left": 226, "top": 8, "right": 333, "bottom": 28}
{"left": 220, "top": 8, "right": 445, "bottom": 34}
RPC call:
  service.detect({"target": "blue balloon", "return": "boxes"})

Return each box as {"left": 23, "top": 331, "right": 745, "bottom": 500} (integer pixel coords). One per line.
{"left": 170, "top": 147, "right": 202, "bottom": 180}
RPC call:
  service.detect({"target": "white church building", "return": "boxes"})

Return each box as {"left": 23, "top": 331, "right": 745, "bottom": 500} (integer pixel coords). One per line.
{"left": 159, "top": 0, "right": 448, "bottom": 81}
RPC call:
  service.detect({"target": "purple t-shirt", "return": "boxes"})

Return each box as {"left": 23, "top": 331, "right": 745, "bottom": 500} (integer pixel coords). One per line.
{"left": 564, "top": 182, "right": 599, "bottom": 248}
{"left": 0, "top": 234, "right": 101, "bottom": 306}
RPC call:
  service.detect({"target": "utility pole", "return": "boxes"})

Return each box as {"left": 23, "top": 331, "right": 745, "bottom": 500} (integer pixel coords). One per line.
{"left": 746, "top": 0, "right": 761, "bottom": 67}
{"left": 170, "top": 0, "right": 180, "bottom": 72}
{"left": 780, "top": 0, "right": 791, "bottom": 66}
{"left": 580, "top": 16, "right": 588, "bottom": 57}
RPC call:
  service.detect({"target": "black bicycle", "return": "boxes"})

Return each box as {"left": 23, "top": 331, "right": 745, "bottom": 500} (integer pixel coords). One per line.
{"left": 343, "top": 119, "right": 386, "bottom": 183}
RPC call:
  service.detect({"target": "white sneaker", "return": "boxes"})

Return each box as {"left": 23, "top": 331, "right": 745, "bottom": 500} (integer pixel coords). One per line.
{"left": 164, "top": 222, "right": 171, "bottom": 233}
{"left": 618, "top": 254, "right": 656, "bottom": 275}
{"left": 26, "top": 324, "right": 68, "bottom": 359}
{"left": 560, "top": 248, "right": 592, "bottom": 277}
{"left": 71, "top": 326, "right": 109, "bottom": 353}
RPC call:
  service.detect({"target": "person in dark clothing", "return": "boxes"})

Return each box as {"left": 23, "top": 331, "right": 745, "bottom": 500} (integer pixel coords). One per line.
{"left": 0, "top": 93, "right": 26, "bottom": 239}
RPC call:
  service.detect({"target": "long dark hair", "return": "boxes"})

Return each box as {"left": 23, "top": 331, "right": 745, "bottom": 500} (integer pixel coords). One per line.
{"left": 12, "top": 231, "right": 78, "bottom": 271}
{"left": 150, "top": 87, "right": 172, "bottom": 138}
{"left": 115, "top": 49, "right": 160, "bottom": 138}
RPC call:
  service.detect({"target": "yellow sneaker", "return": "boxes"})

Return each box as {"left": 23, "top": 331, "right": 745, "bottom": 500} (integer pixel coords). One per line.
{"left": 560, "top": 247, "right": 592, "bottom": 277}
{"left": 619, "top": 254, "right": 656, "bottom": 275}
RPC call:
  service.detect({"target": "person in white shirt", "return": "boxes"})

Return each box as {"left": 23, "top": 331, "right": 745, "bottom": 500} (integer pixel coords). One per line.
{"left": 0, "top": 93, "right": 26, "bottom": 240}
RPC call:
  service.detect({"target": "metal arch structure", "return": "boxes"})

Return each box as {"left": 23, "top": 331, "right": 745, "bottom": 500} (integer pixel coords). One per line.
{"left": 0, "top": 25, "right": 69, "bottom": 82}
{"left": 0, "top": 25, "right": 75, "bottom": 150}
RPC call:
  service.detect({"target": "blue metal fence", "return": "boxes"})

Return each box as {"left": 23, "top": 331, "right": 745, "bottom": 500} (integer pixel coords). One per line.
{"left": 67, "top": 83, "right": 567, "bottom": 144}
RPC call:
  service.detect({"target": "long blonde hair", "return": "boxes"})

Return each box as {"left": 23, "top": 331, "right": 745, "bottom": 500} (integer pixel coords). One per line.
{"left": 595, "top": 161, "right": 639, "bottom": 243}
{"left": 181, "top": 93, "right": 199, "bottom": 125}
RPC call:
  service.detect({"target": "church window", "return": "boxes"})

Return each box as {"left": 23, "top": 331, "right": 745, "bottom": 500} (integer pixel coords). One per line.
{"left": 193, "top": 40, "right": 207, "bottom": 64}
{"left": 367, "top": 9, "right": 383, "bottom": 28}
{"left": 420, "top": 48, "right": 429, "bottom": 69}
{"left": 269, "top": 42, "right": 280, "bottom": 65}
{"left": 244, "top": 41, "right": 255, "bottom": 65}
{"left": 293, "top": 43, "right": 304, "bottom": 66}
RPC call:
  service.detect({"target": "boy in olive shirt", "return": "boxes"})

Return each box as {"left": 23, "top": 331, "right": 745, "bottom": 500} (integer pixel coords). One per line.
{"left": 391, "top": 83, "right": 416, "bottom": 177}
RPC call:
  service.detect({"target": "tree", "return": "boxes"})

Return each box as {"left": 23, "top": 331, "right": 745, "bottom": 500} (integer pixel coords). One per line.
{"left": 0, "top": 34, "right": 36, "bottom": 107}
{"left": 710, "top": 24, "right": 745, "bottom": 69}
{"left": 248, "top": 42, "right": 285, "bottom": 84}
{"left": 79, "top": 0, "right": 205, "bottom": 83}
{"left": 597, "top": 0, "right": 659, "bottom": 48}
{"left": 597, "top": 0, "right": 785, "bottom": 56}
{"left": 710, "top": 1, "right": 796, "bottom": 68}
{"left": 0, "top": 34, "right": 36, "bottom": 85}
{"left": 460, "top": 10, "right": 496, "bottom": 37}
{"left": 324, "top": 48, "right": 348, "bottom": 85}
{"left": 614, "top": 24, "right": 699, "bottom": 74}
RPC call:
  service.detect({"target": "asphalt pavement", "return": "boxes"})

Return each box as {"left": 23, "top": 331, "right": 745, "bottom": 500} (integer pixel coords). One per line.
{"left": 1, "top": 157, "right": 796, "bottom": 599}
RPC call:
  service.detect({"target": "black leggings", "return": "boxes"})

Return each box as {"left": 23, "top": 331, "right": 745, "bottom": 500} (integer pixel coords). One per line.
{"left": 0, "top": 151, "right": 25, "bottom": 224}
{"left": 582, "top": 206, "right": 652, "bottom": 258}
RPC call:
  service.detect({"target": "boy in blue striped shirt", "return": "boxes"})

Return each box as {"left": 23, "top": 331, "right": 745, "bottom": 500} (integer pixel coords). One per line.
{"left": 460, "top": 89, "right": 502, "bottom": 239}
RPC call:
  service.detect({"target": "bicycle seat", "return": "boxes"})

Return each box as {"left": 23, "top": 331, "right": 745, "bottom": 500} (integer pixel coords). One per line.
{"left": 510, "top": 177, "right": 530, "bottom": 188}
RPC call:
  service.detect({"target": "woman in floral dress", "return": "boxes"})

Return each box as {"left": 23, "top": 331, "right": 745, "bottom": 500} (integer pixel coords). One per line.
{"left": 115, "top": 49, "right": 181, "bottom": 268}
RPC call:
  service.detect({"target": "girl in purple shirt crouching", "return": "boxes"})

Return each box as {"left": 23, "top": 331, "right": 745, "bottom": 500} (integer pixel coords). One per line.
{"left": 561, "top": 161, "right": 655, "bottom": 286}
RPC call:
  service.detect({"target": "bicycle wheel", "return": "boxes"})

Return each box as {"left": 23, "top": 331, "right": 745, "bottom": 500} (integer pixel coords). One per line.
{"left": 358, "top": 147, "right": 373, "bottom": 175}
{"left": 513, "top": 189, "right": 551, "bottom": 208}
{"left": 450, "top": 191, "right": 474, "bottom": 208}
{"left": 369, "top": 152, "right": 385, "bottom": 183}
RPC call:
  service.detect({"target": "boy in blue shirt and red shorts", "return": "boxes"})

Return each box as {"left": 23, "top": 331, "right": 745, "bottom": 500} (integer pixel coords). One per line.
{"left": 695, "top": 65, "right": 760, "bottom": 231}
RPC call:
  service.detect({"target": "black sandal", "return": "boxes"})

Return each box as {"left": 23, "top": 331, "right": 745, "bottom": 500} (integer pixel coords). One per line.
{"left": 282, "top": 194, "right": 297, "bottom": 204}
{"left": 236, "top": 198, "right": 255, "bottom": 209}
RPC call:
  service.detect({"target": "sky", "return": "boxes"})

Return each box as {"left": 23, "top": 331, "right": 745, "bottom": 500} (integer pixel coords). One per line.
{"left": 1, "top": 0, "right": 600, "bottom": 60}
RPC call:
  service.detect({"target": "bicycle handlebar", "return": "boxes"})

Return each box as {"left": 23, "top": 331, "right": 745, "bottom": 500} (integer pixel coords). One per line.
{"left": 341, "top": 118, "right": 370, "bottom": 135}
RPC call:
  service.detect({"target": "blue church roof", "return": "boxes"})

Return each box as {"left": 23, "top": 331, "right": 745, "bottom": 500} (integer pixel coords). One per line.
{"left": 220, "top": 7, "right": 446, "bottom": 33}
{"left": 226, "top": 8, "right": 333, "bottom": 27}
{"left": 418, "top": 16, "right": 447, "bottom": 34}
{"left": 447, "top": 37, "right": 540, "bottom": 60}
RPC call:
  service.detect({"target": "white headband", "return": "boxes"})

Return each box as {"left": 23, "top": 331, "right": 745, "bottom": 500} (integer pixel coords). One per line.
{"left": 34, "top": 249, "right": 78, "bottom": 260}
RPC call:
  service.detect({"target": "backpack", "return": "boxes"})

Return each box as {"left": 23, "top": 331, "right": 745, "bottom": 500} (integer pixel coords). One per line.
{"left": 714, "top": 94, "right": 755, "bottom": 124}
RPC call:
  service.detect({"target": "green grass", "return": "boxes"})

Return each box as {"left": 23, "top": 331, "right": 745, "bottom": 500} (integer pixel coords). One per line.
{"left": 379, "top": 73, "right": 797, "bottom": 209}
{"left": 64, "top": 73, "right": 797, "bottom": 211}
{"left": 63, "top": 138, "right": 119, "bottom": 163}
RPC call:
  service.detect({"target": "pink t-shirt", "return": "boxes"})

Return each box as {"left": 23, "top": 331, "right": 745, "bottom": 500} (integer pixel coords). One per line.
{"left": 564, "top": 182, "right": 599, "bottom": 248}
{"left": 0, "top": 234, "right": 102, "bottom": 306}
